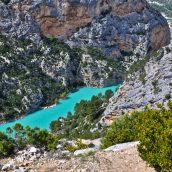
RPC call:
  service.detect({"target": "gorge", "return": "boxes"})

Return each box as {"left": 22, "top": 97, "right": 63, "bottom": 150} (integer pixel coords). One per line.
{"left": 0, "top": 0, "right": 172, "bottom": 171}
{"left": 0, "top": 0, "right": 170, "bottom": 124}
{"left": 0, "top": 85, "right": 120, "bottom": 132}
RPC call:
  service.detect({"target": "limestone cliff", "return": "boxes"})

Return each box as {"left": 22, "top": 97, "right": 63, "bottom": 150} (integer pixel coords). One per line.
{"left": 0, "top": 0, "right": 170, "bottom": 57}
{"left": 102, "top": 25, "right": 172, "bottom": 125}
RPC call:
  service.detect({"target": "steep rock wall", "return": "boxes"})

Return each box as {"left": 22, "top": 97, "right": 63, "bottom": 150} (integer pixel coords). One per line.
{"left": 0, "top": 0, "right": 171, "bottom": 57}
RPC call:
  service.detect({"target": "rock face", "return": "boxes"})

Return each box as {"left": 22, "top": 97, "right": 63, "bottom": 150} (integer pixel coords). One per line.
{"left": 102, "top": 36, "right": 172, "bottom": 125}
{"left": 0, "top": 0, "right": 171, "bottom": 57}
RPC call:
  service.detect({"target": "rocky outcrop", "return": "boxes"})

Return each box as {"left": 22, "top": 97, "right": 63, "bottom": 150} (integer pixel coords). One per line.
{"left": 0, "top": 0, "right": 171, "bottom": 57}
{"left": 105, "top": 141, "right": 139, "bottom": 152}
{"left": 102, "top": 31, "right": 172, "bottom": 125}
{"left": 0, "top": 141, "right": 155, "bottom": 172}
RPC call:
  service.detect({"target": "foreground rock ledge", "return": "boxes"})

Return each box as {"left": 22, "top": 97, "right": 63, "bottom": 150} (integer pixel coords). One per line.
{"left": 1, "top": 141, "right": 155, "bottom": 172}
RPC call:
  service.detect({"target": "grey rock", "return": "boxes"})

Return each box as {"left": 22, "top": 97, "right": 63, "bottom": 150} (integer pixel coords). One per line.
{"left": 74, "top": 148, "right": 97, "bottom": 156}
{"left": 1, "top": 163, "right": 14, "bottom": 171}
{"left": 105, "top": 141, "right": 139, "bottom": 152}
{"left": 14, "top": 167, "right": 25, "bottom": 172}
{"left": 102, "top": 38, "right": 172, "bottom": 125}
{"left": 0, "top": 0, "right": 170, "bottom": 58}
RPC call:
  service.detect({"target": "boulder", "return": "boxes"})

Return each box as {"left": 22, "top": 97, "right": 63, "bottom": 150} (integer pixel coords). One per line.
{"left": 1, "top": 162, "right": 15, "bottom": 171}
{"left": 105, "top": 141, "right": 140, "bottom": 152}
{"left": 29, "top": 147, "right": 39, "bottom": 153}
{"left": 74, "top": 148, "right": 97, "bottom": 156}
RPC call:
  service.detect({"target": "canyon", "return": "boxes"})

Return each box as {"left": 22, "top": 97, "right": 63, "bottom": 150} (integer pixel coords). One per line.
{"left": 0, "top": 0, "right": 171, "bottom": 122}
{"left": 0, "top": 0, "right": 172, "bottom": 171}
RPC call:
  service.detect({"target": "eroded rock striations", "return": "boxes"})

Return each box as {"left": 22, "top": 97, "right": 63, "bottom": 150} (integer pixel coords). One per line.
{"left": 0, "top": 0, "right": 171, "bottom": 57}
{"left": 102, "top": 31, "right": 172, "bottom": 125}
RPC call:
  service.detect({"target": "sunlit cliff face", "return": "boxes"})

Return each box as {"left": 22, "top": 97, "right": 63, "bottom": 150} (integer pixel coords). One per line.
{"left": 1, "top": 0, "right": 171, "bottom": 57}
{"left": 29, "top": 0, "right": 150, "bottom": 37}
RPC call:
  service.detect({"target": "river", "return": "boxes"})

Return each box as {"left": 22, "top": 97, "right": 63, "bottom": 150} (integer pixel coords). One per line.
{"left": 0, "top": 85, "right": 120, "bottom": 133}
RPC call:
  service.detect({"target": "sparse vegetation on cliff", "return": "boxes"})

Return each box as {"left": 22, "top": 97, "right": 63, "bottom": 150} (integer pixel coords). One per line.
{"left": 0, "top": 34, "right": 123, "bottom": 123}
{"left": 149, "top": 0, "right": 172, "bottom": 18}
{"left": 0, "top": 0, "right": 10, "bottom": 5}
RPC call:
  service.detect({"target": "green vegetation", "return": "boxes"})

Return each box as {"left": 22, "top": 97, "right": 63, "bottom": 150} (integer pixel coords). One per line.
{"left": 127, "top": 55, "right": 150, "bottom": 83}
{"left": 0, "top": 34, "right": 124, "bottom": 123}
{"left": 50, "top": 90, "right": 114, "bottom": 140}
{"left": 139, "top": 70, "right": 146, "bottom": 84}
{"left": 149, "top": 0, "right": 172, "bottom": 18}
{"left": 0, "top": 0, "right": 10, "bottom": 5}
{"left": 102, "top": 101, "right": 172, "bottom": 171}
{"left": 59, "top": 91, "right": 68, "bottom": 99}
{"left": 0, "top": 132, "right": 14, "bottom": 158}
{"left": 165, "top": 93, "right": 171, "bottom": 100}
{"left": 101, "top": 114, "right": 139, "bottom": 149}
{"left": 65, "top": 139, "right": 88, "bottom": 153}
{"left": 86, "top": 47, "right": 126, "bottom": 75}
{"left": 152, "top": 80, "right": 160, "bottom": 94}
{"left": 0, "top": 123, "right": 59, "bottom": 158}
{"left": 127, "top": 49, "right": 164, "bottom": 83}
{"left": 128, "top": 56, "right": 150, "bottom": 75}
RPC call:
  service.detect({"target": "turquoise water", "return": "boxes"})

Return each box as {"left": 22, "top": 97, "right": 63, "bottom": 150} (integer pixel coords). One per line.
{"left": 0, "top": 85, "right": 120, "bottom": 133}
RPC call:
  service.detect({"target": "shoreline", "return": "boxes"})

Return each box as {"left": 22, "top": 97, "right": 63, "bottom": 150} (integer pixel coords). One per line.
{"left": 0, "top": 84, "right": 121, "bottom": 129}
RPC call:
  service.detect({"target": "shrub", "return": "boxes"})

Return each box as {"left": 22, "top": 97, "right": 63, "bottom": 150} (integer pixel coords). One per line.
{"left": 0, "top": 132, "right": 14, "bottom": 158}
{"left": 25, "top": 128, "right": 59, "bottom": 150}
{"left": 65, "top": 144, "right": 77, "bottom": 153}
{"left": 101, "top": 101, "right": 172, "bottom": 171}
{"left": 101, "top": 114, "right": 140, "bottom": 149}
{"left": 65, "top": 139, "right": 87, "bottom": 152}
{"left": 165, "top": 93, "right": 171, "bottom": 100}
{"left": 138, "top": 102, "right": 172, "bottom": 171}
{"left": 75, "top": 139, "right": 87, "bottom": 150}
{"left": 7, "top": 124, "right": 59, "bottom": 152}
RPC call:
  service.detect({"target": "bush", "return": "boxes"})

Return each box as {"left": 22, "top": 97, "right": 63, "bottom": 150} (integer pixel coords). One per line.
{"left": 7, "top": 124, "right": 59, "bottom": 152}
{"left": 101, "top": 114, "right": 139, "bottom": 149}
{"left": 65, "top": 144, "right": 77, "bottom": 153}
{"left": 138, "top": 102, "right": 172, "bottom": 171}
{"left": 0, "top": 132, "right": 14, "bottom": 158}
{"left": 65, "top": 139, "right": 87, "bottom": 152}
{"left": 165, "top": 93, "right": 171, "bottom": 100}
{"left": 101, "top": 101, "right": 172, "bottom": 171}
